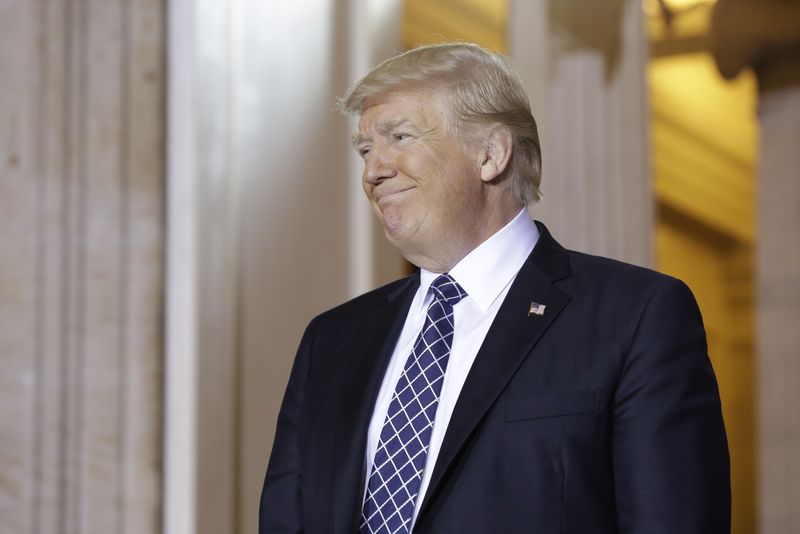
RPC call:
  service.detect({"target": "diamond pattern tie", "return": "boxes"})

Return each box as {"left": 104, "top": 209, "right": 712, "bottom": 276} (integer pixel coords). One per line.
{"left": 360, "top": 274, "right": 467, "bottom": 534}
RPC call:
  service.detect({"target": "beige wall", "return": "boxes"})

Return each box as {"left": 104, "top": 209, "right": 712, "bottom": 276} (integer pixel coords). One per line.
{"left": 0, "top": 1, "right": 165, "bottom": 533}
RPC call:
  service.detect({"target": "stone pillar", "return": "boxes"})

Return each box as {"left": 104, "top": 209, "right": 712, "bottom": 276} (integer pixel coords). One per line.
{"left": 711, "top": 2, "right": 800, "bottom": 532}
{"left": 236, "top": 1, "right": 404, "bottom": 529}
{"left": 756, "top": 84, "right": 800, "bottom": 534}
{"left": 510, "top": 0, "right": 652, "bottom": 266}
{"left": 0, "top": 1, "right": 165, "bottom": 534}
{"left": 163, "top": 1, "right": 403, "bottom": 533}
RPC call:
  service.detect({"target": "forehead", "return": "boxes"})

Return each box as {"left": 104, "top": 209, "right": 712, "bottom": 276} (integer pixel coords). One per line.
{"left": 357, "top": 90, "right": 450, "bottom": 134}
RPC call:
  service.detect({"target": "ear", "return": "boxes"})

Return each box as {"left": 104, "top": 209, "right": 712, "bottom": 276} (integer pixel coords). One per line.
{"left": 479, "top": 125, "right": 513, "bottom": 183}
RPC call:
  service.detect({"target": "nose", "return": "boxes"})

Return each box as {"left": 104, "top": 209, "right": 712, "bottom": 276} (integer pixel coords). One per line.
{"left": 363, "top": 147, "right": 397, "bottom": 185}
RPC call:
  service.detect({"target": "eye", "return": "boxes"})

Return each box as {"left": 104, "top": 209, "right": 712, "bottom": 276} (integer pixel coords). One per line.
{"left": 358, "top": 146, "right": 371, "bottom": 159}
{"left": 393, "top": 133, "right": 410, "bottom": 142}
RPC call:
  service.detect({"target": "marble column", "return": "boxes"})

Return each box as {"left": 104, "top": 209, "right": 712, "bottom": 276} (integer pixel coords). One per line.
{"left": 712, "top": 2, "right": 800, "bottom": 532}
{"left": 0, "top": 1, "right": 165, "bottom": 534}
{"left": 510, "top": 0, "right": 652, "bottom": 266}
{"left": 756, "top": 84, "right": 800, "bottom": 534}
{"left": 163, "top": 1, "right": 403, "bottom": 533}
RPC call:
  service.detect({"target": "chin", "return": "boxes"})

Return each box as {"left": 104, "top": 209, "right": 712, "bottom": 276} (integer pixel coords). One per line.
{"left": 381, "top": 222, "right": 408, "bottom": 248}
{"left": 378, "top": 206, "right": 408, "bottom": 237}
{"left": 380, "top": 218, "right": 416, "bottom": 253}
{"left": 378, "top": 205, "right": 427, "bottom": 253}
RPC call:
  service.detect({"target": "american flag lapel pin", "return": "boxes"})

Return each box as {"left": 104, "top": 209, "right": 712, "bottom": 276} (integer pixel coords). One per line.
{"left": 528, "top": 301, "right": 546, "bottom": 316}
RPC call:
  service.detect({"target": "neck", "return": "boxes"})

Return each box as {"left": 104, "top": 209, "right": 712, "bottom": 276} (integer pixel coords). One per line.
{"left": 411, "top": 201, "right": 523, "bottom": 273}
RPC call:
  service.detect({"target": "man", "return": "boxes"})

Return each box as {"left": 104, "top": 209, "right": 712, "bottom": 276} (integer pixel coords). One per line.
{"left": 260, "top": 43, "right": 730, "bottom": 533}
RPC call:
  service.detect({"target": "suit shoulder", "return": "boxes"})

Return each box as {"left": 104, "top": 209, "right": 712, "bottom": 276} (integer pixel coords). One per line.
{"left": 308, "top": 274, "right": 416, "bottom": 331}
{"left": 560, "top": 250, "right": 704, "bottom": 356}
{"left": 564, "top": 249, "right": 693, "bottom": 302}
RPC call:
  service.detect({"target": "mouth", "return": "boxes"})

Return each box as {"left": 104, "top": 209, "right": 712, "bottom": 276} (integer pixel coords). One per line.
{"left": 375, "top": 187, "right": 414, "bottom": 207}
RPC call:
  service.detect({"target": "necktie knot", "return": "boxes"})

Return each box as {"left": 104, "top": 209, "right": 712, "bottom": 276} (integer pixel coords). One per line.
{"left": 430, "top": 274, "right": 467, "bottom": 306}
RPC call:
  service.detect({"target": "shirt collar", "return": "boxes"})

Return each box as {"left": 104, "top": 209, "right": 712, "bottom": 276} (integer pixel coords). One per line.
{"left": 419, "top": 209, "right": 540, "bottom": 312}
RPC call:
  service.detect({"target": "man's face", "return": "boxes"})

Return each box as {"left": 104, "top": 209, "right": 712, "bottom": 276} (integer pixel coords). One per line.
{"left": 355, "top": 90, "right": 486, "bottom": 271}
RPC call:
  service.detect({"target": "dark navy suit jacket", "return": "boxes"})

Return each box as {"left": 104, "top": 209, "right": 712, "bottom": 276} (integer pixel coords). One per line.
{"left": 260, "top": 223, "right": 730, "bottom": 533}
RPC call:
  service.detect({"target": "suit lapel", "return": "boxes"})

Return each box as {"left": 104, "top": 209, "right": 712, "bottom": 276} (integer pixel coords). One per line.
{"left": 331, "top": 275, "right": 418, "bottom": 534}
{"left": 417, "top": 223, "right": 573, "bottom": 519}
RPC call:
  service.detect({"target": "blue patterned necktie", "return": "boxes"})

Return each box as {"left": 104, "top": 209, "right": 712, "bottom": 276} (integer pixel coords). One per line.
{"left": 360, "top": 274, "right": 467, "bottom": 534}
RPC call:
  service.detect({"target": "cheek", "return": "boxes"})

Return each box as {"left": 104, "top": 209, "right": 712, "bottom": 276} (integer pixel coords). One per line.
{"left": 438, "top": 167, "right": 477, "bottom": 207}
{"left": 396, "top": 146, "right": 435, "bottom": 178}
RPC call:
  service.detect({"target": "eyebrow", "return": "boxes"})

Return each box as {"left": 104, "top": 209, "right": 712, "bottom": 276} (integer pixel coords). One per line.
{"left": 351, "top": 118, "right": 416, "bottom": 149}
{"left": 351, "top": 132, "right": 368, "bottom": 149}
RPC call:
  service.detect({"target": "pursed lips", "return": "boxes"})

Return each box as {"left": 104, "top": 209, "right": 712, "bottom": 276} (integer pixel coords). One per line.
{"left": 374, "top": 187, "right": 414, "bottom": 206}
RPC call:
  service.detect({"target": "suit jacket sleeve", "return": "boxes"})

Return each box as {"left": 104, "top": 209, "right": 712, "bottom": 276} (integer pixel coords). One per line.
{"left": 259, "top": 320, "right": 315, "bottom": 534}
{"left": 613, "top": 277, "right": 731, "bottom": 533}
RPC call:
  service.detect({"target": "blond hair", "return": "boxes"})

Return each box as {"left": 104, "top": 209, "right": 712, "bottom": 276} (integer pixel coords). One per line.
{"left": 339, "top": 43, "right": 542, "bottom": 204}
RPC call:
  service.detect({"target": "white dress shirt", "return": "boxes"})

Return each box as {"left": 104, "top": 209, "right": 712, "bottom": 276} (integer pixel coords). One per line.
{"left": 362, "top": 209, "right": 540, "bottom": 528}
